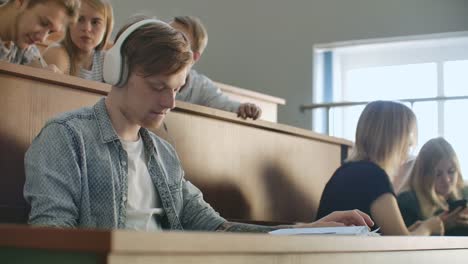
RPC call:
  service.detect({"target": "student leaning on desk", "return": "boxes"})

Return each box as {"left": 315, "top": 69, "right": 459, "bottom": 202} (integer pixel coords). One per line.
{"left": 0, "top": 0, "right": 79, "bottom": 71}
{"left": 24, "top": 17, "right": 373, "bottom": 233}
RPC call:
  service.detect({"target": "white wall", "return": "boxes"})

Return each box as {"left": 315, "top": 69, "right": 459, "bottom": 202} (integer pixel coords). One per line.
{"left": 111, "top": 0, "right": 468, "bottom": 129}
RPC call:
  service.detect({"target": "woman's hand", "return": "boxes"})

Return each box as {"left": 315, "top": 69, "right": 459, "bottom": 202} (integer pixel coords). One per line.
{"left": 414, "top": 216, "right": 444, "bottom": 236}
{"left": 441, "top": 207, "right": 468, "bottom": 230}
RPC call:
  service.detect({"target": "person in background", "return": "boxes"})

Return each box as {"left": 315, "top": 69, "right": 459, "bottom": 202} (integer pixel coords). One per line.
{"left": 0, "top": 0, "right": 79, "bottom": 68}
{"left": 41, "top": 0, "right": 113, "bottom": 81}
{"left": 393, "top": 156, "right": 415, "bottom": 194}
{"left": 24, "top": 18, "right": 374, "bottom": 233}
{"left": 316, "top": 100, "right": 444, "bottom": 236}
{"left": 398, "top": 137, "right": 468, "bottom": 236}
{"left": 169, "top": 16, "right": 262, "bottom": 120}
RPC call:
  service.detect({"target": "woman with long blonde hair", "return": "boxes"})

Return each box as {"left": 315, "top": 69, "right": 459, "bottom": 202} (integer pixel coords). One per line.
{"left": 398, "top": 137, "right": 468, "bottom": 235}
{"left": 0, "top": 0, "right": 79, "bottom": 66}
{"left": 317, "top": 101, "right": 444, "bottom": 235}
{"left": 42, "top": 0, "right": 113, "bottom": 81}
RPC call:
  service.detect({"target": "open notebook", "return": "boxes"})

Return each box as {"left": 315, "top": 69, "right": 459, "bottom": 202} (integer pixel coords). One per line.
{"left": 269, "top": 226, "right": 380, "bottom": 236}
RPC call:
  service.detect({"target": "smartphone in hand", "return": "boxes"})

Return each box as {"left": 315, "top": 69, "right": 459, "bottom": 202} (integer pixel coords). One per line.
{"left": 448, "top": 199, "right": 467, "bottom": 212}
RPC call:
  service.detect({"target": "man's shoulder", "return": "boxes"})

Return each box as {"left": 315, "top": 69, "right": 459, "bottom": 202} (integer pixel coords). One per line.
{"left": 189, "top": 69, "right": 214, "bottom": 84}
{"left": 45, "top": 105, "right": 95, "bottom": 128}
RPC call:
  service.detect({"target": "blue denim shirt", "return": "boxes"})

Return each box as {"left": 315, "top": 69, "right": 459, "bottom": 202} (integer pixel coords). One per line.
{"left": 24, "top": 98, "right": 225, "bottom": 231}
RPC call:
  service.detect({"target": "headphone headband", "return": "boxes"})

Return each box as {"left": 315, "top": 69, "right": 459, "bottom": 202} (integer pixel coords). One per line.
{"left": 103, "top": 19, "right": 168, "bottom": 86}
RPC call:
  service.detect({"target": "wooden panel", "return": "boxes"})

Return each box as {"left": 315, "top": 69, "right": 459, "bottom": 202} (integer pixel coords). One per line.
{"left": 160, "top": 111, "right": 340, "bottom": 222}
{"left": 0, "top": 69, "right": 104, "bottom": 223}
{"left": 0, "top": 224, "right": 110, "bottom": 252}
{"left": 2, "top": 225, "right": 468, "bottom": 264}
{"left": 108, "top": 251, "right": 468, "bottom": 264}
{"left": 1, "top": 248, "right": 104, "bottom": 264}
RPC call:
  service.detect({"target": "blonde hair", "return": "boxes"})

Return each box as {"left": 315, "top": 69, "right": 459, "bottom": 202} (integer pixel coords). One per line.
{"left": 23, "top": 0, "right": 80, "bottom": 18}
{"left": 409, "top": 137, "right": 464, "bottom": 218}
{"left": 172, "top": 16, "right": 208, "bottom": 54}
{"left": 347, "top": 101, "right": 417, "bottom": 176}
{"left": 62, "top": 0, "right": 113, "bottom": 75}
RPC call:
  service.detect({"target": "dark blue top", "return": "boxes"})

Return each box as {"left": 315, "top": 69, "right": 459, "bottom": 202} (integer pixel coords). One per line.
{"left": 316, "top": 161, "right": 395, "bottom": 225}
{"left": 398, "top": 190, "right": 468, "bottom": 236}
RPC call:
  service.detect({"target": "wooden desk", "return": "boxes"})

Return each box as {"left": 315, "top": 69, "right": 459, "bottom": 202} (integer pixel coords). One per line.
{"left": 1, "top": 224, "right": 468, "bottom": 264}
{"left": 215, "top": 81, "right": 286, "bottom": 122}
{"left": 0, "top": 62, "right": 352, "bottom": 224}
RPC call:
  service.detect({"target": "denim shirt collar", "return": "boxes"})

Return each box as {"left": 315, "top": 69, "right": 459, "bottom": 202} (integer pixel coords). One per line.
{"left": 93, "top": 98, "right": 157, "bottom": 158}
{"left": 93, "top": 98, "right": 120, "bottom": 144}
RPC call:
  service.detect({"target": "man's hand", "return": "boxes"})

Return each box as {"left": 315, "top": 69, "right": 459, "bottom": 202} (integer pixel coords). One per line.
{"left": 237, "top": 103, "right": 262, "bottom": 120}
{"left": 314, "top": 210, "right": 374, "bottom": 228}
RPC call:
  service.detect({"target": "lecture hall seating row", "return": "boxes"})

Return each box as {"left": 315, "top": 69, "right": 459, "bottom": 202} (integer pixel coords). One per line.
{"left": 0, "top": 61, "right": 351, "bottom": 224}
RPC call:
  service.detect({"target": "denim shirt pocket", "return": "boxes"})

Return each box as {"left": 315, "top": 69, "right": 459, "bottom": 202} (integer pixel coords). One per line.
{"left": 167, "top": 180, "right": 183, "bottom": 212}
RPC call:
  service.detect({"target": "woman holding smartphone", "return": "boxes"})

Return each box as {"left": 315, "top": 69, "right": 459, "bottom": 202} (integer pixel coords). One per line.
{"left": 398, "top": 137, "right": 468, "bottom": 236}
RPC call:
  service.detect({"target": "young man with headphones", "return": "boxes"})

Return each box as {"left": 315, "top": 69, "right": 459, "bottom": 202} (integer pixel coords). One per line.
{"left": 24, "top": 18, "right": 373, "bottom": 232}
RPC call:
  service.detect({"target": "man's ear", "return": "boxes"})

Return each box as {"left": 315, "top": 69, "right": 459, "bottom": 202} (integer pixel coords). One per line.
{"left": 193, "top": 51, "right": 201, "bottom": 63}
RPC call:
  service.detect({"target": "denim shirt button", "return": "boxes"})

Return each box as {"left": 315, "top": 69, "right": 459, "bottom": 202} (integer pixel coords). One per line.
{"left": 122, "top": 196, "right": 127, "bottom": 202}
{"left": 121, "top": 160, "right": 127, "bottom": 166}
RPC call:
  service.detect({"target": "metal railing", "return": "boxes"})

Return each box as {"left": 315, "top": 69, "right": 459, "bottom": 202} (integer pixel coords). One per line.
{"left": 300, "top": 95, "right": 468, "bottom": 134}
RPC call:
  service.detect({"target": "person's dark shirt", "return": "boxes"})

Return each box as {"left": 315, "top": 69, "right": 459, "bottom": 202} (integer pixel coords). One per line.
{"left": 316, "top": 161, "right": 395, "bottom": 229}
{"left": 398, "top": 190, "right": 468, "bottom": 236}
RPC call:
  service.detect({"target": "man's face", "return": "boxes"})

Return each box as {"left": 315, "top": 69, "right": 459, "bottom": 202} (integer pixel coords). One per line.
{"left": 119, "top": 66, "right": 189, "bottom": 130}
{"left": 70, "top": 1, "right": 106, "bottom": 53}
{"left": 14, "top": 1, "right": 68, "bottom": 49}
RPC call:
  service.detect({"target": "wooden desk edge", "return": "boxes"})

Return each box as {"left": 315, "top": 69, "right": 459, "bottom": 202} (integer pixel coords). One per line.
{"left": 0, "top": 224, "right": 110, "bottom": 253}
{"left": 2, "top": 225, "right": 468, "bottom": 254}
{"left": 0, "top": 62, "right": 351, "bottom": 147}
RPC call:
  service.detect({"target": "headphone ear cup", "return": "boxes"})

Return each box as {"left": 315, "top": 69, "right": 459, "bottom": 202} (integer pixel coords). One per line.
{"left": 102, "top": 19, "right": 162, "bottom": 86}
{"left": 116, "top": 55, "right": 129, "bottom": 87}
{"left": 103, "top": 46, "right": 122, "bottom": 86}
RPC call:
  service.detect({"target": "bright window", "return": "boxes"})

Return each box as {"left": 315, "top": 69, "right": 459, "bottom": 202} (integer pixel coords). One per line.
{"left": 313, "top": 33, "right": 468, "bottom": 180}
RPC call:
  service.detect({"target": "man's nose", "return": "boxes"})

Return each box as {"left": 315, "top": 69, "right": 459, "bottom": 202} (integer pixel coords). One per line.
{"left": 164, "top": 92, "right": 176, "bottom": 110}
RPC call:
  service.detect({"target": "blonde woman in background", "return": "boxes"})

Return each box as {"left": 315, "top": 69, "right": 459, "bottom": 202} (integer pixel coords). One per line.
{"left": 42, "top": 0, "right": 113, "bottom": 81}
{"left": 0, "top": 0, "right": 79, "bottom": 66}
{"left": 317, "top": 100, "right": 444, "bottom": 235}
{"left": 398, "top": 137, "right": 468, "bottom": 236}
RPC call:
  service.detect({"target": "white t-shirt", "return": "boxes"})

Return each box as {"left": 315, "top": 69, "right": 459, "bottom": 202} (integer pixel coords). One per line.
{"left": 120, "top": 135, "right": 164, "bottom": 231}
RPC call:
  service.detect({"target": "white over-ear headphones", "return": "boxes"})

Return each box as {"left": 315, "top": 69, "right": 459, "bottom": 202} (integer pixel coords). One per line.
{"left": 103, "top": 19, "right": 164, "bottom": 87}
